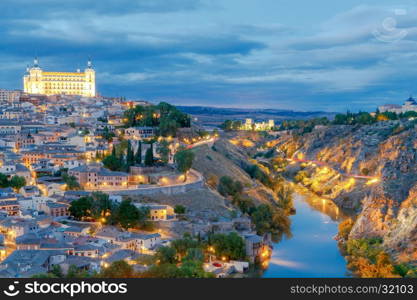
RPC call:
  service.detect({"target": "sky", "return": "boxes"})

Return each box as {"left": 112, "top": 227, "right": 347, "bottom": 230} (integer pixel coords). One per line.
{"left": 2, "top": 0, "right": 417, "bottom": 112}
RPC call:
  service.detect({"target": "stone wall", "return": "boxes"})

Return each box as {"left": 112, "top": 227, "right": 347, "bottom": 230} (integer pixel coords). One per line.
{"left": 105, "top": 169, "right": 204, "bottom": 196}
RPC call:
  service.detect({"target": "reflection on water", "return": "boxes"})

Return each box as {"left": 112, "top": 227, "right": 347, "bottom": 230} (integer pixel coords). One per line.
{"left": 262, "top": 189, "right": 349, "bottom": 278}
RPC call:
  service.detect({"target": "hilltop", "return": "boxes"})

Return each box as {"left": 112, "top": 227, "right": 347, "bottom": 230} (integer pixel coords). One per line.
{"left": 177, "top": 106, "right": 336, "bottom": 128}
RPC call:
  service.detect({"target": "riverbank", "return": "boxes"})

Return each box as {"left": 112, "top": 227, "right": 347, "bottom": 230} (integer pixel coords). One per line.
{"left": 261, "top": 189, "right": 349, "bottom": 277}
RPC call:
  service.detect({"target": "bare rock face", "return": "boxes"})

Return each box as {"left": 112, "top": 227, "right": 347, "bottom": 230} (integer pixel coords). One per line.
{"left": 349, "top": 189, "right": 396, "bottom": 239}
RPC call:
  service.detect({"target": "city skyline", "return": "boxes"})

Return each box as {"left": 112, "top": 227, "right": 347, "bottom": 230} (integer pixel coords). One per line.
{"left": 2, "top": 0, "right": 417, "bottom": 111}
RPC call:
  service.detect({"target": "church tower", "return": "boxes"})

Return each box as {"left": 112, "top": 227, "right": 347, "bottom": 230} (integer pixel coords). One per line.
{"left": 23, "top": 57, "right": 44, "bottom": 94}
{"left": 84, "top": 59, "right": 96, "bottom": 97}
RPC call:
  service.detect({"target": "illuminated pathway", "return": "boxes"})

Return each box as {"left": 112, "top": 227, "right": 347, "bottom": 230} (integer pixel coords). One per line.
{"left": 287, "top": 157, "right": 379, "bottom": 183}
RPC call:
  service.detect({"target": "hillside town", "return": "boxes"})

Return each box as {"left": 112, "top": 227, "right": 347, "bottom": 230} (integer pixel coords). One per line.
{"left": 0, "top": 60, "right": 273, "bottom": 278}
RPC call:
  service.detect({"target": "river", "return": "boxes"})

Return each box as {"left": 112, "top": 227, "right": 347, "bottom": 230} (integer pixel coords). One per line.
{"left": 262, "top": 190, "right": 349, "bottom": 278}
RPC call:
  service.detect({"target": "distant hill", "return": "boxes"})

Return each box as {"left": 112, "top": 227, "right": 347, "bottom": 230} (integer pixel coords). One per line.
{"left": 177, "top": 106, "right": 336, "bottom": 127}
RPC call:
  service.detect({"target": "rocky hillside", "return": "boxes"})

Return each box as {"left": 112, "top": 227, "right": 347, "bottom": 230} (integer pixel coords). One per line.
{"left": 191, "top": 136, "right": 279, "bottom": 206}
{"left": 276, "top": 120, "right": 417, "bottom": 263}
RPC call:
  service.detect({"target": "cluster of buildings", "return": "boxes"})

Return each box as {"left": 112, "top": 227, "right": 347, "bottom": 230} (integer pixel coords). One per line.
{"left": 0, "top": 60, "right": 180, "bottom": 277}
{"left": 0, "top": 186, "right": 177, "bottom": 277}
{"left": 240, "top": 118, "right": 275, "bottom": 131}
{"left": 378, "top": 96, "right": 417, "bottom": 114}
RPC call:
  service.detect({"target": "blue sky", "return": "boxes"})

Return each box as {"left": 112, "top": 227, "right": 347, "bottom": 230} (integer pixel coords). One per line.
{"left": 2, "top": 0, "right": 417, "bottom": 112}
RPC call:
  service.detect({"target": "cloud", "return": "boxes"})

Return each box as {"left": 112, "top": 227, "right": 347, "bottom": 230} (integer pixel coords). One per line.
{"left": 1, "top": 1, "right": 417, "bottom": 112}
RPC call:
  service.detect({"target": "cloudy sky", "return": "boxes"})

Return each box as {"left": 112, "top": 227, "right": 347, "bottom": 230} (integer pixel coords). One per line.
{"left": 2, "top": 0, "right": 417, "bottom": 112}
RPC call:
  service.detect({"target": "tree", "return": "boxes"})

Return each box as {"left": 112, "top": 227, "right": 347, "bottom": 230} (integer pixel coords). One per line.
{"left": 251, "top": 204, "right": 291, "bottom": 237}
{"left": 170, "top": 235, "right": 200, "bottom": 259}
{"left": 155, "top": 246, "right": 177, "bottom": 264}
{"left": 209, "top": 232, "right": 246, "bottom": 260}
{"left": 183, "top": 248, "right": 204, "bottom": 262}
{"left": 51, "top": 265, "right": 63, "bottom": 278}
{"left": 135, "top": 141, "right": 142, "bottom": 164}
{"left": 177, "top": 260, "right": 213, "bottom": 278}
{"left": 90, "top": 192, "right": 115, "bottom": 222}
{"left": 221, "top": 120, "right": 233, "bottom": 131}
{"left": 174, "top": 205, "right": 186, "bottom": 214}
{"left": 159, "top": 118, "right": 178, "bottom": 137}
{"left": 9, "top": 175, "right": 26, "bottom": 191}
{"left": 62, "top": 173, "right": 82, "bottom": 191}
{"left": 338, "top": 218, "right": 354, "bottom": 240}
{"left": 157, "top": 140, "right": 170, "bottom": 164}
{"left": 69, "top": 197, "right": 93, "bottom": 220}
{"left": 217, "top": 176, "right": 243, "bottom": 197}
{"left": 117, "top": 199, "right": 139, "bottom": 229}
{"left": 275, "top": 183, "right": 294, "bottom": 214}
{"left": 144, "top": 148, "right": 153, "bottom": 166}
{"left": 102, "top": 154, "right": 123, "bottom": 171}
{"left": 126, "top": 140, "right": 135, "bottom": 168}
{"left": 99, "top": 261, "right": 135, "bottom": 278}
{"left": 0, "top": 173, "right": 9, "bottom": 188}
{"left": 174, "top": 148, "right": 195, "bottom": 181}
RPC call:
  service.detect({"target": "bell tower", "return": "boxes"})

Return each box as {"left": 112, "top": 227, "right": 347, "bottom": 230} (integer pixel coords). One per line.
{"left": 84, "top": 58, "right": 96, "bottom": 97}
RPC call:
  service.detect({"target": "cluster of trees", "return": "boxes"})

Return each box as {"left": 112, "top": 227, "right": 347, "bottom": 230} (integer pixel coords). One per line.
{"left": 339, "top": 236, "right": 417, "bottom": 278}
{"left": 143, "top": 232, "right": 244, "bottom": 278}
{"left": 246, "top": 164, "right": 294, "bottom": 213}
{"left": 216, "top": 175, "right": 291, "bottom": 239}
{"left": 338, "top": 218, "right": 355, "bottom": 240}
{"left": 69, "top": 193, "right": 151, "bottom": 230}
{"left": 343, "top": 238, "right": 398, "bottom": 278}
{"left": 278, "top": 117, "right": 330, "bottom": 133}
{"left": 0, "top": 173, "right": 26, "bottom": 191}
{"left": 245, "top": 165, "right": 274, "bottom": 188}
{"left": 333, "top": 110, "right": 417, "bottom": 126}
{"left": 275, "top": 111, "right": 417, "bottom": 136}
{"left": 99, "top": 233, "right": 245, "bottom": 278}
{"left": 220, "top": 120, "right": 243, "bottom": 131}
{"left": 102, "top": 140, "right": 155, "bottom": 172}
{"left": 123, "top": 102, "right": 190, "bottom": 137}
{"left": 217, "top": 176, "right": 243, "bottom": 198}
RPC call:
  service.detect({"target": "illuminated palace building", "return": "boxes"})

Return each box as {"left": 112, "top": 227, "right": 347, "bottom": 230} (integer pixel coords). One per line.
{"left": 23, "top": 58, "right": 96, "bottom": 97}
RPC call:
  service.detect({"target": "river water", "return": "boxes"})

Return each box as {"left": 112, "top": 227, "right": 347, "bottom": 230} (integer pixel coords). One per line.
{"left": 262, "top": 191, "right": 349, "bottom": 278}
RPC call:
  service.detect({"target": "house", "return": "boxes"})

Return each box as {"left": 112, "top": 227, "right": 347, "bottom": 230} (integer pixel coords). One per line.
{"left": 68, "top": 164, "right": 129, "bottom": 190}
{"left": 63, "top": 226, "right": 90, "bottom": 237}
{"left": 0, "top": 200, "right": 20, "bottom": 216}
{"left": 64, "top": 190, "right": 91, "bottom": 201}
{"left": 95, "top": 227, "right": 161, "bottom": 252}
{"left": 0, "top": 249, "right": 66, "bottom": 277}
{"left": 18, "top": 196, "right": 54, "bottom": 211}
{"left": 103, "top": 249, "right": 141, "bottom": 265}
{"left": 0, "top": 218, "right": 39, "bottom": 237}
{"left": 72, "top": 244, "right": 99, "bottom": 258}
{"left": 134, "top": 203, "right": 175, "bottom": 221}
{"left": 124, "top": 126, "right": 155, "bottom": 140}
{"left": 21, "top": 186, "right": 41, "bottom": 197}
{"left": 59, "top": 255, "right": 100, "bottom": 275}
{"left": 39, "top": 201, "right": 70, "bottom": 217}
{"left": 243, "top": 234, "right": 270, "bottom": 263}
{"left": 15, "top": 233, "right": 41, "bottom": 250}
